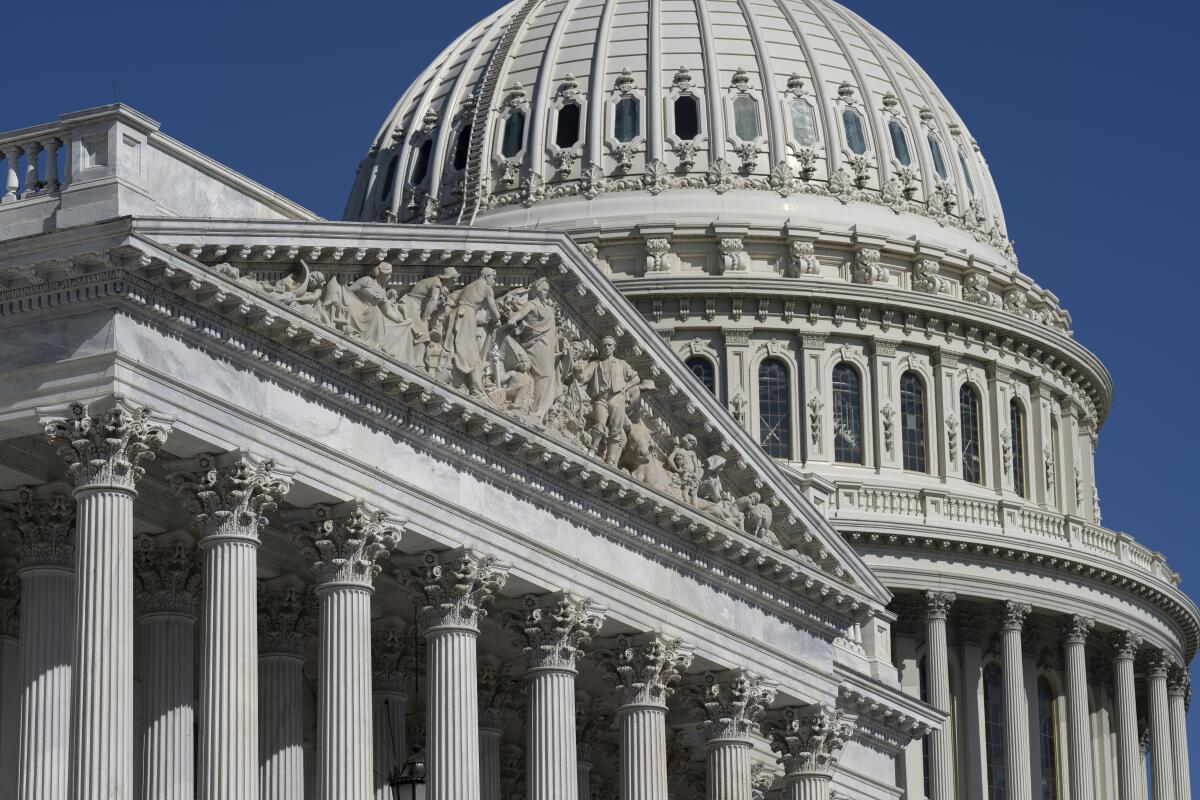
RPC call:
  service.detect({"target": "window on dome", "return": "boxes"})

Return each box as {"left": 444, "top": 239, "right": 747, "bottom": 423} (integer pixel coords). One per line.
{"left": 409, "top": 140, "right": 432, "bottom": 185}
{"left": 832, "top": 363, "right": 862, "bottom": 464}
{"left": 984, "top": 664, "right": 1007, "bottom": 800}
{"left": 960, "top": 384, "right": 982, "bottom": 484}
{"left": 733, "top": 95, "right": 761, "bottom": 140}
{"left": 900, "top": 371, "right": 926, "bottom": 472}
{"left": 452, "top": 124, "right": 472, "bottom": 171}
{"left": 379, "top": 155, "right": 399, "bottom": 203}
{"left": 685, "top": 356, "right": 716, "bottom": 395}
{"left": 501, "top": 111, "right": 526, "bottom": 158}
{"left": 959, "top": 150, "right": 976, "bottom": 196}
{"left": 1038, "top": 678, "right": 1062, "bottom": 800}
{"left": 1010, "top": 400, "right": 1027, "bottom": 499}
{"left": 888, "top": 120, "right": 912, "bottom": 166}
{"left": 928, "top": 133, "right": 948, "bottom": 180}
{"left": 674, "top": 95, "right": 701, "bottom": 141}
{"left": 555, "top": 102, "right": 581, "bottom": 149}
{"left": 790, "top": 100, "right": 817, "bottom": 146}
{"left": 842, "top": 109, "right": 867, "bottom": 155}
{"left": 615, "top": 96, "right": 640, "bottom": 143}
{"left": 758, "top": 358, "right": 791, "bottom": 459}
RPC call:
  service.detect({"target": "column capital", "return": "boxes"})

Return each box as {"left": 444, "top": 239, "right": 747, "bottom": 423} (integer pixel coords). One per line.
{"left": 1109, "top": 630, "right": 1144, "bottom": 662}
{"left": 479, "top": 652, "right": 521, "bottom": 730}
{"left": 372, "top": 623, "right": 414, "bottom": 694}
{"left": 503, "top": 592, "right": 606, "bottom": 672}
{"left": 286, "top": 501, "right": 402, "bottom": 589}
{"left": 1060, "top": 614, "right": 1095, "bottom": 646}
{"left": 0, "top": 565, "right": 18, "bottom": 639}
{"left": 0, "top": 484, "right": 74, "bottom": 570}
{"left": 43, "top": 400, "right": 170, "bottom": 491}
{"left": 998, "top": 601, "right": 1032, "bottom": 632}
{"left": 1167, "top": 664, "right": 1191, "bottom": 706}
{"left": 768, "top": 705, "right": 856, "bottom": 777}
{"left": 920, "top": 591, "right": 957, "bottom": 622}
{"left": 258, "top": 584, "right": 317, "bottom": 657}
{"left": 596, "top": 631, "right": 694, "bottom": 708}
{"left": 133, "top": 534, "right": 201, "bottom": 617}
{"left": 691, "top": 669, "right": 777, "bottom": 742}
{"left": 397, "top": 548, "right": 510, "bottom": 631}
{"left": 168, "top": 450, "right": 292, "bottom": 545}
{"left": 1144, "top": 647, "right": 1174, "bottom": 679}
{"left": 957, "top": 613, "right": 988, "bottom": 645}
{"left": 576, "top": 690, "right": 615, "bottom": 762}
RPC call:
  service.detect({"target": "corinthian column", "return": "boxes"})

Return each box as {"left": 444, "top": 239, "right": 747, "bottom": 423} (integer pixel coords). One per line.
{"left": 134, "top": 535, "right": 201, "bottom": 800}
{"left": 1145, "top": 649, "right": 1175, "bottom": 800}
{"left": 693, "top": 671, "right": 776, "bottom": 800}
{"left": 920, "top": 591, "right": 955, "bottom": 800}
{"left": 170, "top": 451, "right": 292, "bottom": 800}
{"left": 998, "top": 601, "right": 1033, "bottom": 800}
{"left": 398, "top": 549, "right": 510, "bottom": 800}
{"left": 1, "top": 485, "right": 75, "bottom": 800}
{"left": 372, "top": 623, "right": 413, "bottom": 799}
{"left": 44, "top": 401, "right": 170, "bottom": 800}
{"left": 478, "top": 654, "right": 518, "bottom": 800}
{"left": 505, "top": 593, "right": 606, "bottom": 800}
{"left": 1166, "top": 665, "right": 1190, "bottom": 800}
{"left": 257, "top": 584, "right": 315, "bottom": 800}
{"left": 290, "top": 502, "right": 402, "bottom": 800}
{"left": 1110, "top": 631, "right": 1144, "bottom": 800}
{"left": 769, "top": 706, "right": 856, "bottom": 800}
{"left": 0, "top": 567, "right": 19, "bottom": 800}
{"left": 1060, "top": 615, "right": 1095, "bottom": 800}
{"left": 597, "top": 632, "right": 694, "bottom": 800}
{"left": 576, "top": 691, "right": 611, "bottom": 800}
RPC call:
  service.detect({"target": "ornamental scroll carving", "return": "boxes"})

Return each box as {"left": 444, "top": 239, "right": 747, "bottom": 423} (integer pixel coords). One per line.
{"left": 231, "top": 260, "right": 791, "bottom": 544}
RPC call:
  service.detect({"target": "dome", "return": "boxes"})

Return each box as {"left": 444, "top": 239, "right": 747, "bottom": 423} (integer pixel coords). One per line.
{"left": 348, "top": 0, "right": 1014, "bottom": 267}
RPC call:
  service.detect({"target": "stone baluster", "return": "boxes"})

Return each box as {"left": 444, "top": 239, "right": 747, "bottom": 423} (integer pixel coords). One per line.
{"left": 478, "top": 653, "right": 518, "bottom": 800}
{"left": 42, "top": 138, "right": 60, "bottom": 192}
{"left": 1060, "top": 615, "right": 1095, "bottom": 800}
{"left": 998, "top": 601, "right": 1033, "bottom": 800}
{"left": 1110, "top": 631, "right": 1144, "bottom": 800}
{"left": 372, "top": 623, "right": 413, "bottom": 799}
{"left": 0, "top": 485, "right": 75, "bottom": 800}
{"left": 505, "top": 593, "right": 606, "bottom": 800}
{"left": 290, "top": 502, "right": 402, "bottom": 800}
{"left": 920, "top": 591, "right": 955, "bottom": 800}
{"left": 44, "top": 401, "right": 170, "bottom": 800}
{"left": 768, "top": 706, "right": 856, "bottom": 800}
{"left": 694, "top": 671, "right": 776, "bottom": 800}
{"left": 1145, "top": 649, "right": 1175, "bottom": 800}
{"left": 134, "top": 535, "right": 201, "bottom": 800}
{"left": 3, "top": 146, "right": 21, "bottom": 202}
{"left": 398, "top": 549, "right": 509, "bottom": 800}
{"left": 597, "top": 632, "right": 694, "bottom": 800}
{"left": 258, "top": 583, "right": 315, "bottom": 800}
{"left": 0, "top": 567, "right": 18, "bottom": 799}
{"left": 169, "top": 450, "right": 291, "bottom": 800}
{"left": 20, "top": 142, "right": 40, "bottom": 198}
{"left": 1166, "top": 665, "right": 1190, "bottom": 800}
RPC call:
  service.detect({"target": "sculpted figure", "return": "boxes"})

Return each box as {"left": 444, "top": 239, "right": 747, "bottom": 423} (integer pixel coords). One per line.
{"left": 444, "top": 267, "right": 501, "bottom": 396}
{"left": 735, "top": 492, "right": 773, "bottom": 538}
{"left": 499, "top": 351, "right": 536, "bottom": 417}
{"left": 502, "top": 277, "right": 562, "bottom": 423}
{"left": 576, "top": 335, "right": 649, "bottom": 466}
{"left": 399, "top": 266, "right": 458, "bottom": 367}
{"left": 620, "top": 402, "right": 673, "bottom": 491}
{"left": 318, "top": 262, "right": 415, "bottom": 361}
{"left": 667, "top": 434, "right": 703, "bottom": 504}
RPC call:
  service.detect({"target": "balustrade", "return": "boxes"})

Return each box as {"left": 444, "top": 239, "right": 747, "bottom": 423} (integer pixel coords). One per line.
{"left": 0, "top": 130, "right": 67, "bottom": 203}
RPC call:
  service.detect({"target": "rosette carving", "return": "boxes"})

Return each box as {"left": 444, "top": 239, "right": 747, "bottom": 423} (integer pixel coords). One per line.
{"left": 397, "top": 548, "right": 510, "bottom": 630}
{"left": 133, "top": 535, "right": 201, "bottom": 616}
{"left": 169, "top": 451, "right": 292, "bottom": 543}
{"left": 597, "top": 632, "right": 694, "bottom": 707}
{"left": 1, "top": 486, "right": 74, "bottom": 569}
{"left": 504, "top": 593, "right": 606, "bottom": 671}
{"left": 43, "top": 400, "right": 170, "bottom": 490}
{"left": 288, "top": 501, "right": 402, "bottom": 588}
{"left": 769, "top": 706, "right": 855, "bottom": 777}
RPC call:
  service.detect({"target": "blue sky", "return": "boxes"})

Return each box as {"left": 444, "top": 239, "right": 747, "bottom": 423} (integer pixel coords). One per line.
{"left": 5, "top": 0, "right": 1198, "bottom": 786}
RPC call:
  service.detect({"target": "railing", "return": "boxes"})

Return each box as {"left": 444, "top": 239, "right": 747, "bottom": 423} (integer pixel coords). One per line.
{"left": 0, "top": 123, "right": 68, "bottom": 204}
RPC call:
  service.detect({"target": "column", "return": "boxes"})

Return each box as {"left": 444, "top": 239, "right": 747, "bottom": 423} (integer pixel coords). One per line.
{"left": 1061, "top": 615, "right": 1095, "bottom": 800}
{"left": 921, "top": 591, "right": 955, "bottom": 800}
{"left": 170, "top": 450, "right": 292, "bottom": 800}
{"left": 1166, "top": 665, "right": 1190, "bottom": 800}
{"left": 576, "top": 691, "right": 611, "bottom": 800}
{"left": 1145, "top": 650, "right": 1175, "bottom": 800}
{"left": 398, "top": 549, "right": 510, "bottom": 800}
{"left": 695, "top": 671, "right": 776, "bottom": 800}
{"left": 506, "top": 593, "right": 606, "bottom": 800}
{"left": 769, "top": 706, "right": 856, "bottom": 800}
{"left": 478, "top": 654, "right": 517, "bottom": 800}
{"left": 291, "top": 502, "right": 402, "bottom": 800}
{"left": 0, "top": 567, "right": 19, "bottom": 800}
{"left": 372, "top": 623, "right": 412, "bottom": 799}
{"left": 44, "top": 401, "right": 171, "bottom": 800}
{"left": 597, "top": 632, "right": 694, "bottom": 800}
{"left": 258, "top": 584, "right": 315, "bottom": 800}
{"left": 1, "top": 485, "right": 75, "bottom": 800}
{"left": 998, "top": 601, "right": 1033, "bottom": 800}
{"left": 958, "top": 614, "right": 988, "bottom": 800}
{"left": 134, "top": 535, "right": 201, "bottom": 800}
{"left": 1110, "top": 631, "right": 1144, "bottom": 800}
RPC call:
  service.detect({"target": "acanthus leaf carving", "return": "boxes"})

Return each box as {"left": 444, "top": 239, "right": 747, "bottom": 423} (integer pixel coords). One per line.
{"left": 134, "top": 535, "right": 201, "bottom": 616}
{"left": 503, "top": 592, "right": 606, "bottom": 671}
{"left": 169, "top": 452, "right": 292, "bottom": 544}
{"left": 44, "top": 401, "right": 170, "bottom": 490}
{"left": 287, "top": 501, "right": 403, "bottom": 587}
{"left": 397, "top": 548, "right": 509, "bottom": 630}
{"left": 768, "top": 706, "right": 855, "bottom": 777}
{"left": 1, "top": 487, "right": 74, "bottom": 570}
{"left": 597, "top": 632, "right": 694, "bottom": 707}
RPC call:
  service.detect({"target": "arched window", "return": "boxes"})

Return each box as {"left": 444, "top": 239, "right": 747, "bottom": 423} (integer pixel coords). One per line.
{"left": 1010, "top": 400, "right": 1028, "bottom": 499}
{"left": 674, "top": 95, "right": 701, "bottom": 141}
{"left": 888, "top": 120, "right": 912, "bottom": 166}
{"left": 1050, "top": 416, "right": 1062, "bottom": 507}
{"left": 984, "top": 664, "right": 1007, "bottom": 800}
{"left": 555, "top": 103, "right": 581, "bottom": 149}
{"left": 960, "top": 384, "right": 983, "bottom": 484}
{"left": 832, "top": 363, "right": 862, "bottom": 464}
{"left": 378, "top": 155, "right": 399, "bottom": 204}
{"left": 919, "top": 656, "right": 931, "bottom": 799}
{"left": 758, "top": 358, "right": 791, "bottom": 459}
{"left": 928, "top": 133, "right": 948, "bottom": 180}
{"left": 958, "top": 150, "right": 976, "bottom": 196}
{"left": 501, "top": 110, "right": 526, "bottom": 158}
{"left": 1037, "top": 677, "right": 1061, "bottom": 800}
{"left": 733, "top": 95, "right": 761, "bottom": 140}
{"left": 790, "top": 101, "right": 817, "bottom": 146}
{"left": 615, "top": 96, "right": 640, "bottom": 143}
{"left": 452, "top": 125, "right": 472, "bottom": 171}
{"left": 409, "top": 140, "right": 433, "bottom": 186}
{"left": 900, "top": 371, "right": 926, "bottom": 472}
{"left": 685, "top": 356, "right": 716, "bottom": 395}
{"left": 843, "top": 109, "right": 867, "bottom": 155}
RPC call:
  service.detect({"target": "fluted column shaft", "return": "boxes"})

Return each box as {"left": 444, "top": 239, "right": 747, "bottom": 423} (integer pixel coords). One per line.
{"left": 428, "top": 624, "right": 481, "bottom": 800}
{"left": 259, "top": 654, "right": 305, "bottom": 800}
{"left": 371, "top": 692, "right": 407, "bottom": 799}
{"left": 1062, "top": 616, "right": 1095, "bottom": 800}
{"left": 17, "top": 566, "right": 74, "bottom": 800}
{"left": 316, "top": 585, "right": 374, "bottom": 800}
{"left": 1111, "top": 633, "right": 1143, "bottom": 800}
{"left": 620, "top": 701, "right": 668, "bottom": 800}
{"left": 1000, "top": 603, "right": 1033, "bottom": 800}
{"left": 479, "top": 726, "right": 503, "bottom": 800}
{"left": 576, "top": 760, "right": 592, "bottom": 800}
{"left": 782, "top": 773, "right": 831, "bottom": 800}
{"left": 1146, "top": 653, "right": 1175, "bottom": 800}
{"left": 528, "top": 666, "right": 579, "bottom": 800}
{"left": 0, "top": 633, "right": 19, "bottom": 799}
{"left": 706, "top": 737, "right": 751, "bottom": 800}
{"left": 1166, "top": 670, "right": 1190, "bottom": 800}
{"left": 922, "top": 592, "right": 955, "bottom": 800}
{"left": 139, "top": 612, "right": 195, "bottom": 800}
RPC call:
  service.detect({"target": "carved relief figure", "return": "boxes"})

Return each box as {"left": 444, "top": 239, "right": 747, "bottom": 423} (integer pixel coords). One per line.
{"left": 576, "top": 335, "right": 650, "bottom": 466}
{"left": 667, "top": 434, "right": 703, "bottom": 505}
{"left": 319, "top": 262, "right": 415, "bottom": 361}
{"left": 445, "top": 267, "right": 502, "bottom": 396}
{"left": 501, "top": 277, "right": 563, "bottom": 423}
{"left": 398, "top": 266, "right": 458, "bottom": 366}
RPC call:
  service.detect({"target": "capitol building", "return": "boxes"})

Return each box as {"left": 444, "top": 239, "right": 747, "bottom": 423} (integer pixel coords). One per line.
{"left": 0, "top": 1, "right": 1193, "bottom": 799}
